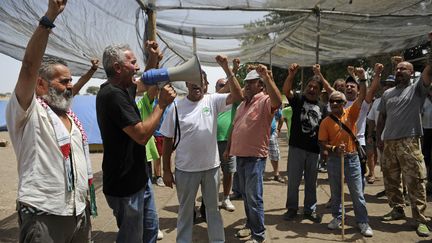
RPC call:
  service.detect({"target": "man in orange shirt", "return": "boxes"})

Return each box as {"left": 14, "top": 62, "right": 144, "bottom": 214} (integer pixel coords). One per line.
{"left": 318, "top": 81, "right": 373, "bottom": 237}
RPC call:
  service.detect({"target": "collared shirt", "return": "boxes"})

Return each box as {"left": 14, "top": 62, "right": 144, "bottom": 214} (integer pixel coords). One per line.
{"left": 319, "top": 100, "right": 361, "bottom": 153}
{"left": 6, "top": 93, "right": 88, "bottom": 216}
{"left": 230, "top": 92, "right": 273, "bottom": 157}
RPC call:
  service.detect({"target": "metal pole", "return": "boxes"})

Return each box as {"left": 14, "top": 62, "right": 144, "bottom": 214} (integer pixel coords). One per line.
{"left": 341, "top": 152, "right": 345, "bottom": 241}
{"left": 315, "top": 5, "right": 321, "bottom": 64}
{"left": 192, "top": 27, "right": 197, "bottom": 55}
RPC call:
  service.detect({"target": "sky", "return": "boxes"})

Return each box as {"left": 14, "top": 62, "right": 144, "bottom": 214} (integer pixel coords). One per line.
{"left": 0, "top": 53, "right": 225, "bottom": 94}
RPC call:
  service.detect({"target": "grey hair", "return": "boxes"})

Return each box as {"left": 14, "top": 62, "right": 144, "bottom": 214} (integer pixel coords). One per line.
{"left": 38, "top": 56, "right": 68, "bottom": 81}
{"left": 329, "top": 90, "right": 347, "bottom": 102}
{"left": 102, "top": 44, "right": 131, "bottom": 78}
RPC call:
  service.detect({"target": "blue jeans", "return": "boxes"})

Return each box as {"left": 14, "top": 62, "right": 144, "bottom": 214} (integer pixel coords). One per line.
{"left": 327, "top": 154, "right": 369, "bottom": 223}
{"left": 175, "top": 167, "right": 224, "bottom": 243}
{"left": 105, "top": 179, "right": 158, "bottom": 243}
{"left": 286, "top": 146, "right": 319, "bottom": 213}
{"left": 237, "top": 157, "right": 266, "bottom": 242}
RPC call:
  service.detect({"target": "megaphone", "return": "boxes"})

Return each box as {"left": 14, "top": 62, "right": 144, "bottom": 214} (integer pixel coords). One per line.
{"left": 141, "top": 55, "right": 203, "bottom": 87}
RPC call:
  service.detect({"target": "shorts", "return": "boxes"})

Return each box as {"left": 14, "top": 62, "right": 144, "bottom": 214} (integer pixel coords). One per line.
{"left": 154, "top": 136, "right": 164, "bottom": 156}
{"left": 217, "top": 141, "right": 236, "bottom": 173}
{"left": 268, "top": 132, "right": 280, "bottom": 161}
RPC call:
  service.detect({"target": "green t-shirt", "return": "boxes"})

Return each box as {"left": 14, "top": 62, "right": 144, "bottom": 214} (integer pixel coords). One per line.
{"left": 216, "top": 103, "right": 238, "bottom": 141}
{"left": 137, "top": 92, "right": 159, "bottom": 162}
{"left": 282, "top": 106, "right": 293, "bottom": 140}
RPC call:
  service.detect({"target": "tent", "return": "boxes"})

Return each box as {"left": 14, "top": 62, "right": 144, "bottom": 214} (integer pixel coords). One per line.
{"left": 0, "top": 100, "right": 7, "bottom": 131}
{"left": 1, "top": 0, "right": 431, "bottom": 78}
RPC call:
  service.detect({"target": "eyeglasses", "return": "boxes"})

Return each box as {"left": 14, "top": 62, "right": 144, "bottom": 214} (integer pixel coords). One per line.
{"left": 329, "top": 99, "right": 344, "bottom": 104}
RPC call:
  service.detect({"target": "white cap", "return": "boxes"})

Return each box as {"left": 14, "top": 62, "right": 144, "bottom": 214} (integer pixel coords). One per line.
{"left": 244, "top": 70, "right": 260, "bottom": 81}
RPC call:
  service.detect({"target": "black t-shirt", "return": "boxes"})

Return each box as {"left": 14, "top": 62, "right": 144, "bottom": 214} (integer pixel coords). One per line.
{"left": 96, "top": 82, "right": 148, "bottom": 197}
{"left": 288, "top": 93, "right": 327, "bottom": 154}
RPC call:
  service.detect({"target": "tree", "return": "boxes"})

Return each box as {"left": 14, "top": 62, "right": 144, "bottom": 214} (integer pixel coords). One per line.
{"left": 86, "top": 86, "right": 100, "bottom": 95}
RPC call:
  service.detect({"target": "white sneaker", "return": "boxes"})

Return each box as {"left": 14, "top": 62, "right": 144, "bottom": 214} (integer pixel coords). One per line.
{"left": 358, "top": 222, "right": 373, "bottom": 237}
{"left": 157, "top": 229, "right": 164, "bottom": 240}
{"left": 327, "top": 217, "right": 342, "bottom": 230}
{"left": 156, "top": 177, "right": 165, "bottom": 187}
{"left": 222, "top": 198, "right": 235, "bottom": 212}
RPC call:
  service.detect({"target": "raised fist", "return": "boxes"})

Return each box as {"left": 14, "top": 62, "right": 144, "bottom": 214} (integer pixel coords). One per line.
{"left": 374, "top": 63, "right": 384, "bottom": 75}
{"left": 288, "top": 63, "right": 300, "bottom": 76}
{"left": 312, "top": 64, "right": 321, "bottom": 75}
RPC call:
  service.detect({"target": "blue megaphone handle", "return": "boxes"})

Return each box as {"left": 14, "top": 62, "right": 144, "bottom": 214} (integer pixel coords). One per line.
{"left": 141, "top": 68, "right": 170, "bottom": 85}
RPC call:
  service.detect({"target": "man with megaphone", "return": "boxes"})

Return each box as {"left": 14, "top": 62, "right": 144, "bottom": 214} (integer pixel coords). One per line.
{"left": 160, "top": 55, "right": 243, "bottom": 243}
{"left": 96, "top": 41, "right": 176, "bottom": 243}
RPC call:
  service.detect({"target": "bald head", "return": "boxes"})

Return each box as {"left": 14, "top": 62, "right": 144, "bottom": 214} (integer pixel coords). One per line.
{"left": 215, "top": 78, "right": 227, "bottom": 92}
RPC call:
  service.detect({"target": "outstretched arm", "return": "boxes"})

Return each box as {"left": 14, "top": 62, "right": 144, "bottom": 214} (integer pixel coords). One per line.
{"left": 282, "top": 63, "right": 299, "bottom": 100}
{"left": 422, "top": 32, "right": 432, "bottom": 87}
{"left": 352, "top": 67, "right": 367, "bottom": 108}
{"left": 365, "top": 63, "right": 384, "bottom": 104}
{"left": 313, "top": 64, "right": 335, "bottom": 95}
{"left": 15, "top": 0, "right": 67, "bottom": 110}
{"left": 256, "top": 64, "right": 282, "bottom": 109}
{"left": 72, "top": 58, "right": 99, "bottom": 96}
{"left": 215, "top": 55, "right": 243, "bottom": 104}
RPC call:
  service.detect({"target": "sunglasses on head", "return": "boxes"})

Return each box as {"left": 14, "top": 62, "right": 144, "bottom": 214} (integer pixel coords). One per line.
{"left": 329, "top": 99, "right": 344, "bottom": 104}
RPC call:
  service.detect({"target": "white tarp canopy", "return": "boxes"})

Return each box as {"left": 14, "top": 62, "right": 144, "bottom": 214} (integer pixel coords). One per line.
{"left": 1, "top": 0, "right": 431, "bottom": 80}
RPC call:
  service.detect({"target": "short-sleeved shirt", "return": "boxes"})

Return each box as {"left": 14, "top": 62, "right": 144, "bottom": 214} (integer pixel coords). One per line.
{"left": 345, "top": 100, "right": 370, "bottom": 146}
{"left": 96, "top": 82, "right": 148, "bottom": 197}
{"left": 137, "top": 92, "right": 159, "bottom": 162}
{"left": 6, "top": 93, "right": 88, "bottom": 216}
{"left": 319, "top": 101, "right": 361, "bottom": 153}
{"left": 378, "top": 78, "right": 429, "bottom": 140}
{"left": 160, "top": 93, "right": 228, "bottom": 172}
{"left": 217, "top": 103, "right": 238, "bottom": 142}
{"left": 367, "top": 97, "right": 381, "bottom": 125}
{"left": 270, "top": 108, "right": 282, "bottom": 135}
{"left": 282, "top": 106, "right": 293, "bottom": 140}
{"left": 230, "top": 92, "right": 274, "bottom": 157}
{"left": 288, "top": 93, "right": 326, "bottom": 154}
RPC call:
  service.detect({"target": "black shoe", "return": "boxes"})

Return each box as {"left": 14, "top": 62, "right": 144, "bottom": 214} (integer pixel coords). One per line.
{"left": 283, "top": 209, "right": 298, "bottom": 221}
{"left": 375, "top": 190, "right": 386, "bottom": 198}
{"left": 304, "top": 211, "right": 322, "bottom": 223}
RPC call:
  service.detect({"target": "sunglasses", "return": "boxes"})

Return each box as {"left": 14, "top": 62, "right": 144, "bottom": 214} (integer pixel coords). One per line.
{"left": 329, "top": 99, "right": 344, "bottom": 104}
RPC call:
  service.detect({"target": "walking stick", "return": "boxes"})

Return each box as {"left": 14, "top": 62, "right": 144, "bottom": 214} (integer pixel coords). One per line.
{"left": 341, "top": 152, "right": 345, "bottom": 240}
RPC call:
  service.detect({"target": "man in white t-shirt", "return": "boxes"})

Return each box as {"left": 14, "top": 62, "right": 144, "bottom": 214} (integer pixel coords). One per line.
{"left": 161, "top": 55, "right": 242, "bottom": 243}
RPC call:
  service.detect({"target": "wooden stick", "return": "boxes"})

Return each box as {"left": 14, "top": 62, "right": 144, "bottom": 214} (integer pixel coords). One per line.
{"left": 341, "top": 153, "right": 345, "bottom": 241}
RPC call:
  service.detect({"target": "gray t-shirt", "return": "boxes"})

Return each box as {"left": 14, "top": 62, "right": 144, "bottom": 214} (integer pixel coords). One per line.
{"left": 378, "top": 78, "right": 429, "bottom": 140}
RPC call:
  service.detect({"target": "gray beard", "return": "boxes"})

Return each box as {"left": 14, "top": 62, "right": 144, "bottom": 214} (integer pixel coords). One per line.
{"left": 41, "top": 86, "right": 73, "bottom": 112}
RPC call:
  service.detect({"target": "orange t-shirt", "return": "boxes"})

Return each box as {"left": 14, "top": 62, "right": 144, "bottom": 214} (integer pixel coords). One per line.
{"left": 318, "top": 101, "right": 361, "bottom": 153}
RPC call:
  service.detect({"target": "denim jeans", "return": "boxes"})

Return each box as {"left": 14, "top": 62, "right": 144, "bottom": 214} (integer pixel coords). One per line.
{"left": 327, "top": 154, "right": 369, "bottom": 223}
{"left": 175, "top": 167, "right": 224, "bottom": 243}
{"left": 286, "top": 146, "right": 319, "bottom": 213}
{"left": 105, "top": 178, "right": 158, "bottom": 243}
{"left": 237, "top": 157, "right": 266, "bottom": 242}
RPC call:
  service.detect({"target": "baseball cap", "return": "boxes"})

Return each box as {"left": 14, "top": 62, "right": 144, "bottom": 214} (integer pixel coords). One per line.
{"left": 244, "top": 70, "right": 261, "bottom": 81}
{"left": 345, "top": 75, "right": 358, "bottom": 85}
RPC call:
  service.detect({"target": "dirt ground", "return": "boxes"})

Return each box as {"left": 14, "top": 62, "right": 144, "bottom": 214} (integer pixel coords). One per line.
{"left": 1, "top": 130, "right": 432, "bottom": 243}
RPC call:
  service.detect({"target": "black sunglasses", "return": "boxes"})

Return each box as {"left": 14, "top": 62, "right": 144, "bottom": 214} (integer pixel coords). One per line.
{"left": 329, "top": 99, "right": 344, "bottom": 104}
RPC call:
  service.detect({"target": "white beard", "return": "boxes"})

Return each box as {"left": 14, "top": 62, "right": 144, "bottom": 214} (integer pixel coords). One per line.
{"left": 42, "top": 85, "right": 73, "bottom": 112}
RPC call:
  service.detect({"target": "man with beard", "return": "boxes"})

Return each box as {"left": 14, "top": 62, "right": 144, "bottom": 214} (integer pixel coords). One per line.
{"left": 96, "top": 42, "right": 176, "bottom": 242}
{"left": 161, "top": 55, "right": 242, "bottom": 243}
{"left": 376, "top": 32, "right": 432, "bottom": 237}
{"left": 6, "top": 0, "right": 95, "bottom": 242}
{"left": 282, "top": 63, "right": 330, "bottom": 223}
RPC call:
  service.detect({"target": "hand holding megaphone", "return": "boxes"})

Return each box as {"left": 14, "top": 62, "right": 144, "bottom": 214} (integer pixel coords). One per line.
{"left": 158, "top": 84, "right": 176, "bottom": 109}
{"left": 141, "top": 55, "right": 203, "bottom": 87}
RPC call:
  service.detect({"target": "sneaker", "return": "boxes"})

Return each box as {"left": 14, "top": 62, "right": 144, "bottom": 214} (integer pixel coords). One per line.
{"left": 358, "top": 222, "right": 373, "bottom": 237}
{"left": 157, "top": 229, "right": 164, "bottom": 240}
{"left": 328, "top": 217, "right": 342, "bottom": 230}
{"left": 381, "top": 208, "right": 405, "bottom": 221}
{"left": 283, "top": 209, "right": 298, "bottom": 221}
{"left": 235, "top": 227, "right": 251, "bottom": 238}
{"left": 304, "top": 211, "right": 322, "bottom": 223}
{"left": 155, "top": 177, "right": 165, "bottom": 187}
{"left": 416, "top": 223, "right": 430, "bottom": 237}
{"left": 222, "top": 198, "right": 235, "bottom": 212}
